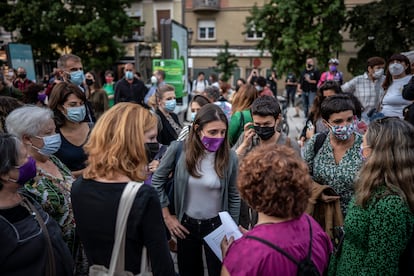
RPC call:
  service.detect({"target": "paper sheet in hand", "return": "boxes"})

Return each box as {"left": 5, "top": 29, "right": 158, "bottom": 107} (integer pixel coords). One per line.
{"left": 203, "top": 211, "right": 243, "bottom": 261}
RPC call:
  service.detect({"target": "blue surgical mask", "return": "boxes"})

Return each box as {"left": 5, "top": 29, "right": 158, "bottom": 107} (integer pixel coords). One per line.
{"left": 164, "top": 99, "right": 176, "bottom": 112}
{"left": 64, "top": 105, "right": 86, "bottom": 123}
{"left": 191, "top": 112, "right": 197, "bottom": 122}
{"left": 69, "top": 70, "right": 85, "bottom": 86}
{"left": 33, "top": 134, "right": 62, "bottom": 156}
{"left": 125, "top": 71, "right": 134, "bottom": 80}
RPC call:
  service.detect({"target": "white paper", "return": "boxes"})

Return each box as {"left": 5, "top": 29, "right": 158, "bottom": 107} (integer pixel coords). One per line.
{"left": 203, "top": 211, "right": 243, "bottom": 261}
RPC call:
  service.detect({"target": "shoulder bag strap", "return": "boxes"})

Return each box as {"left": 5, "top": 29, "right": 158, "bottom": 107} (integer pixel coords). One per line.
{"left": 22, "top": 197, "right": 56, "bottom": 276}
{"left": 108, "top": 181, "right": 143, "bottom": 275}
{"left": 245, "top": 235, "right": 299, "bottom": 265}
{"left": 305, "top": 215, "right": 313, "bottom": 260}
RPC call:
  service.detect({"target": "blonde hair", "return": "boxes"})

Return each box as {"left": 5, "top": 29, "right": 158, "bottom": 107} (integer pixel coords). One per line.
{"left": 83, "top": 103, "right": 158, "bottom": 181}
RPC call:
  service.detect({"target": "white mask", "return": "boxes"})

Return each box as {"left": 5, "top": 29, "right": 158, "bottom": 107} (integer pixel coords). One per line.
{"left": 389, "top": 63, "right": 405, "bottom": 76}
{"left": 373, "top": 68, "right": 384, "bottom": 79}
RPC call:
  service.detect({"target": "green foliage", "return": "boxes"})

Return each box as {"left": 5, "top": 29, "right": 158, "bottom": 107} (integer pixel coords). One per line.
{"left": 0, "top": 0, "right": 140, "bottom": 71}
{"left": 212, "top": 40, "right": 238, "bottom": 82}
{"left": 345, "top": 0, "right": 414, "bottom": 75}
{"left": 245, "top": 0, "right": 345, "bottom": 76}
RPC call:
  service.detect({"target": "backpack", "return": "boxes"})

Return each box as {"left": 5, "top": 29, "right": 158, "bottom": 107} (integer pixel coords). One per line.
{"left": 246, "top": 215, "right": 320, "bottom": 276}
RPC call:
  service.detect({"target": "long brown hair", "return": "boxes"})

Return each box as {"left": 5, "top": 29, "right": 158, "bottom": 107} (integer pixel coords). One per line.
{"left": 185, "top": 104, "right": 230, "bottom": 178}
{"left": 355, "top": 117, "right": 414, "bottom": 212}
{"left": 231, "top": 84, "right": 259, "bottom": 113}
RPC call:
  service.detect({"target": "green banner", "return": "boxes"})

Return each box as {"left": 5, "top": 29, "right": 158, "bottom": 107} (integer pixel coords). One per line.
{"left": 153, "top": 59, "right": 185, "bottom": 98}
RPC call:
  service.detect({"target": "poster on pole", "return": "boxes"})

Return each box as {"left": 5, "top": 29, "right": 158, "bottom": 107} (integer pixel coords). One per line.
{"left": 153, "top": 59, "right": 184, "bottom": 98}
{"left": 6, "top": 43, "right": 36, "bottom": 82}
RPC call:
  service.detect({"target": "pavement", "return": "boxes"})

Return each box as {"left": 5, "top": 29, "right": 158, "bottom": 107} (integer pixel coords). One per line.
{"left": 285, "top": 105, "right": 307, "bottom": 141}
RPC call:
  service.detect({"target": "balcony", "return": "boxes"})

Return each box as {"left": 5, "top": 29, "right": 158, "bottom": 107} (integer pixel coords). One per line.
{"left": 192, "top": 0, "right": 220, "bottom": 12}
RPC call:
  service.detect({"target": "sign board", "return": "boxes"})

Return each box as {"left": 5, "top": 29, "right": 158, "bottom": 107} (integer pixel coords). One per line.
{"left": 6, "top": 43, "right": 36, "bottom": 82}
{"left": 153, "top": 59, "right": 184, "bottom": 98}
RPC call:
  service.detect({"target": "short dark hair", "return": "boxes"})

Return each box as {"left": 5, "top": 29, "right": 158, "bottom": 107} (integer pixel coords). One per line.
{"left": 0, "top": 133, "right": 21, "bottom": 190}
{"left": 191, "top": 94, "right": 210, "bottom": 107}
{"left": 367, "top": 57, "right": 385, "bottom": 68}
{"left": 198, "top": 72, "right": 205, "bottom": 77}
{"left": 251, "top": 96, "right": 281, "bottom": 119}
{"left": 319, "top": 81, "right": 343, "bottom": 95}
{"left": 256, "top": 76, "right": 267, "bottom": 87}
{"left": 321, "top": 94, "right": 356, "bottom": 121}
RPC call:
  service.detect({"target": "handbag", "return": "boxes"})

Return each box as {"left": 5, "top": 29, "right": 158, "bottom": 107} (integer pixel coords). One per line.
{"left": 89, "top": 181, "right": 152, "bottom": 276}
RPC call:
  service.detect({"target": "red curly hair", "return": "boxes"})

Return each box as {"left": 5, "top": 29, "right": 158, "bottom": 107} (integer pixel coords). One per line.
{"left": 238, "top": 144, "right": 312, "bottom": 219}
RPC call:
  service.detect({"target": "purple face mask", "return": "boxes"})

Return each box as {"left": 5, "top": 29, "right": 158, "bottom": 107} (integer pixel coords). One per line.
{"left": 201, "top": 136, "right": 224, "bottom": 152}
{"left": 329, "top": 65, "right": 337, "bottom": 72}
{"left": 9, "top": 156, "right": 37, "bottom": 185}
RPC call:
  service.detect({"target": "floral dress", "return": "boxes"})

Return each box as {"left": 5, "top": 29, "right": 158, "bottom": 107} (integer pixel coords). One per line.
{"left": 24, "top": 155, "right": 75, "bottom": 248}
{"left": 304, "top": 132, "right": 363, "bottom": 215}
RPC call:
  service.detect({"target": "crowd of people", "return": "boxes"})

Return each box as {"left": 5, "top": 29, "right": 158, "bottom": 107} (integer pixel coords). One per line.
{"left": 0, "top": 50, "right": 414, "bottom": 276}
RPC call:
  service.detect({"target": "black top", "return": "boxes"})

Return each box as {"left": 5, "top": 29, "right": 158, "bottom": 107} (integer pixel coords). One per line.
{"left": 114, "top": 78, "right": 148, "bottom": 105}
{"left": 299, "top": 68, "right": 320, "bottom": 92}
{"left": 71, "top": 177, "right": 175, "bottom": 276}
{"left": 55, "top": 127, "right": 90, "bottom": 171}
{"left": 0, "top": 194, "right": 73, "bottom": 276}
{"left": 156, "top": 109, "right": 181, "bottom": 146}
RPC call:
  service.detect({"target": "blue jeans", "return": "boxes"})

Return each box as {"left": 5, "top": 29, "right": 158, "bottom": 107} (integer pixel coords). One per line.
{"left": 303, "top": 91, "right": 316, "bottom": 117}
{"left": 177, "top": 214, "right": 222, "bottom": 276}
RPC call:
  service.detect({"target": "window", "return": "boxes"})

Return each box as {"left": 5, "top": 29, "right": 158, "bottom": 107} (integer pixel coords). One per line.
{"left": 198, "top": 20, "right": 216, "bottom": 40}
{"left": 246, "top": 23, "right": 264, "bottom": 40}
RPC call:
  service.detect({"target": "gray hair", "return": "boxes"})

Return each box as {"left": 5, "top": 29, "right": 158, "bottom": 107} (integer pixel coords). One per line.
{"left": 6, "top": 105, "right": 54, "bottom": 138}
{"left": 57, "top": 54, "right": 81, "bottom": 69}
{"left": 203, "top": 86, "right": 220, "bottom": 102}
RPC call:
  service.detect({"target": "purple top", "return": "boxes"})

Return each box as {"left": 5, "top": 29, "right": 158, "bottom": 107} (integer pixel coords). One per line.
{"left": 223, "top": 214, "right": 332, "bottom": 275}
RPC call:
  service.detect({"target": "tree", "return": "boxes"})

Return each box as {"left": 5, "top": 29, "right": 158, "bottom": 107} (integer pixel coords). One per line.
{"left": 345, "top": 0, "right": 414, "bottom": 75}
{"left": 212, "top": 40, "right": 238, "bottom": 82}
{"left": 0, "top": 0, "right": 140, "bottom": 71}
{"left": 245, "top": 0, "right": 345, "bottom": 76}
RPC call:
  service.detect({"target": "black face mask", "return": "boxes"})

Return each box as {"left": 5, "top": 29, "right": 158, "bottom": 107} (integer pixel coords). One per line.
{"left": 145, "top": 142, "right": 160, "bottom": 161}
{"left": 18, "top": 73, "right": 27, "bottom": 79}
{"left": 306, "top": 64, "right": 313, "bottom": 69}
{"left": 254, "top": 125, "right": 276, "bottom": 141}
{"left": 85, "top": 79, "right": 94, "bottom": 86}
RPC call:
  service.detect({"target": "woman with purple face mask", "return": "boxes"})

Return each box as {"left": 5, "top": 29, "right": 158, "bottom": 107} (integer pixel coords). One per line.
{"left": 152, "top": 103, "right": 240, "bottom": 276}
{"left": 0, "top": 133, "right": 73, "bottom": 275}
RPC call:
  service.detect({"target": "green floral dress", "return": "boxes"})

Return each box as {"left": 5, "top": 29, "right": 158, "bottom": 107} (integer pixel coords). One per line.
{"left": 24, "top": 155, "right": 75, "bottom": 248}
{"left": 328, "top": 187, "right": 414, "bottom": 275}
{"left": 304, "top": 132, "right": 363, "bottom": 214}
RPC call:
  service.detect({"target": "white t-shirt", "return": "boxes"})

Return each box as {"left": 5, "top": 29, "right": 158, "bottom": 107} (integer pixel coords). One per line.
{"left": 381, "top": 75, "right": 412, "bottom": 118}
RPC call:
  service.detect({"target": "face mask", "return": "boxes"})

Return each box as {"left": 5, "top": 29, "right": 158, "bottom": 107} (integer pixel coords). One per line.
{"left": 145, "top": 142, "right": 160, "bottom": 161}
{"left": 125, "top": 71, "right": 134, "bottom": 80}
{"left": 255, "top": 85, "right": 263, "bottom": 92}
{"left": 85, "top": 79, "right": 94, "bottom": 86}
{"left": 389, "top": 63, "right": 405, "bottom": 76}
{"left": 69, "top": 70, "right": 85, "bottom": 86}
{"left": 306, "top": 64, "right": 313, "bottom": 69}
{"left": 329, "top": 65, "right": 337, "bottom": 72}
{"left": 105, "top": 77, "right": 113, "bottom": 83}
{"left": 359, "top": 144, "right": 369, "bottom": 162}
{"left": 201, "top": 136, "right": 224, "bottom": 152}
{"left": 33, "top": 134, "right": 62, "bottom": 156}
{"left": 64, "top": 105, "right": 86, "bottom": 123}
{"left": 9, "top": 156, "right": 37, "bottom": 185}
{"left": 18, "top": 73, "right": 27, "bottom": 79}
{"left": 151, "top": 76, "right": 157, "bottom": 84}
{"left": 328, "top": 122, "right": 355, "bottom": 141}
{"left": 373, "top": 68, "right": 384, "bottom": 79}
{"left": 37, "top": 93, "right": 47, "bottom": 103}
{"left": 164, "top": 99, "right": 176, "bottom": 112}
{"left": 254, "top": 125, "right": 276, "bottom": 140}
{"left": 191, "top": 112, "right": 197, "bottom": 122}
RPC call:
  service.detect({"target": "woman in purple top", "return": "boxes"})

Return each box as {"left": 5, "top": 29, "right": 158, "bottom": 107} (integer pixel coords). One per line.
{"left": 221, "top": 144, "right": 332, "bottom": 275}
